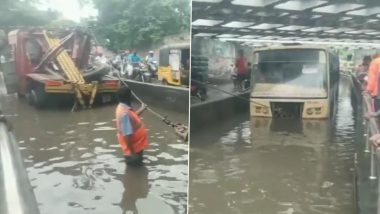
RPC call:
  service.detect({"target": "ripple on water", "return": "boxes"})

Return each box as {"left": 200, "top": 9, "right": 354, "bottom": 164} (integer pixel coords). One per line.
{"left": 93, "top": 126, "right": 116, "bottom": 131}
{"left": 167, "top": 144, "right": 188, "bottom": 151}
{"left": 77, "top": 122, "right": 90, "bottom": 125}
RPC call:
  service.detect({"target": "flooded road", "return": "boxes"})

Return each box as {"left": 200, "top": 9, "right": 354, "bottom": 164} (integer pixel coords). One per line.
{"left": 0, "top": 96, "right": 188, "bottom": 214}
{"left": 189, "top": 76, "right": 356, "bottom": 214}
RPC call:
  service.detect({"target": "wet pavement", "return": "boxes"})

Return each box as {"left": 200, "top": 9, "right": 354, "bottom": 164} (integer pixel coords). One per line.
{"left": 0, "top": 95, "right": 188, "bottom": 214}
{"left": 189, "top": 76, "right": 356, "bottom": 214}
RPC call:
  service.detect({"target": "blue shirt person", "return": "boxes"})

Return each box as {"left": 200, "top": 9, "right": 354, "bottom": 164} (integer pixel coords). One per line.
{"left": 128, "top": 52, "right": 142, "bottom": 64}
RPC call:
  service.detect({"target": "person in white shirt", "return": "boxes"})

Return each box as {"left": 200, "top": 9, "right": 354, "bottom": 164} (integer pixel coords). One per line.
{"left": 145, "top": 51, "right": 154, "bottom": 64}
{"left": 95, "top": 53, "right": 107, "bottom": 64}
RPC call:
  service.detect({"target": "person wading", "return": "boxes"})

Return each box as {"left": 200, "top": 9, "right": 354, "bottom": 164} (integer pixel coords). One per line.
{"left": 115, "top": 86, "right": 148, "bottom": 166}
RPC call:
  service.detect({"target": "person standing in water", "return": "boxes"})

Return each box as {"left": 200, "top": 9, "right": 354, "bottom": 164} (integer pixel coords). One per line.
{"left": 235, "top": 49, "right": 248, "bottom": 91}
{"left": 115, "top": 86, "right": 148, "bottom": 166}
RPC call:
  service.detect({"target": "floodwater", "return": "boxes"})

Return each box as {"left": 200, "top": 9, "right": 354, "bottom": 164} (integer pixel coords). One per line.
{"left": 189, "top": 76, "right": 356, "bottom": 214}
{"left": 0, "top": 96, "right": 188, "bottom": 214}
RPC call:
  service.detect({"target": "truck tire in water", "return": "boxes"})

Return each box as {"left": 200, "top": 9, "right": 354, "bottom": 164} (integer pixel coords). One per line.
{"left": 29, "top": 83, "right": 47, "bottom": 109}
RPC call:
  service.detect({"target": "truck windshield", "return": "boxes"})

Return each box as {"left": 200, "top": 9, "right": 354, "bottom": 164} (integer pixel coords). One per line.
{"left": 252, "top": 49, "right": 328, "bottom": 98}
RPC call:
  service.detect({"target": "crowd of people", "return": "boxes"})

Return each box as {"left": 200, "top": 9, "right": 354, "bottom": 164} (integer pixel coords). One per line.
{"left": 111, "top": 49, "right": 157, "bottom": 79}
{"left": 113, "top": 50, "right": 155, "bottom": 66}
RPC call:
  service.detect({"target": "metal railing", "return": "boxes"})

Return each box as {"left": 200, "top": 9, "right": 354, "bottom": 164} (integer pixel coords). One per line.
{"left": 351, "top": 74, "right": 380, "bottom": 214}
{"left": 0, "top": 109, "right": 40, "bottom": 214}
{"left": 362, "top": 93, "right": 379, "bottom": 180}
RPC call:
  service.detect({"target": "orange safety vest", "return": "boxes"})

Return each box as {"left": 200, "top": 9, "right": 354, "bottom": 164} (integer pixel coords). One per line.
{"left": 115, "top": 103, "right": 148, "bottom": 155}
{"left": 367, "top": 56, "right": 380, "bottom": 97}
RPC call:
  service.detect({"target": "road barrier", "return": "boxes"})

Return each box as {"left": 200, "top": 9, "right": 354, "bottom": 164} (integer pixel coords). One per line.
{"left": 120, "top": 79, "right": 189, "bottom": 114}
{"left": 351, "top": 74, "right": 380, "bottom": 214}
{"left": 190, "top": 91, "right": 250, "bottom": 132}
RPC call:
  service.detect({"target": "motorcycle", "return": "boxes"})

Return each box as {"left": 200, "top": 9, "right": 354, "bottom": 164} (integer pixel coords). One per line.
{"left": 132, "top": 62, "right": 152, "bottom": 83}
{"left": 191, "top": 73, "right": 207, "bottom": 101}
{"left": 147, "top": 60, "right": 158, "bottom": 77}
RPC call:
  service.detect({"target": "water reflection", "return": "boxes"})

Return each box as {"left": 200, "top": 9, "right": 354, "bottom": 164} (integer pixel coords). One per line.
{"left": 116, "top": 166, "right": 149, "bottom": 214}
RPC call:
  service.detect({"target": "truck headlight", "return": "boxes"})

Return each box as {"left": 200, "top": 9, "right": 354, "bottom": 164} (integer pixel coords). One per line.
{"left": 306, "top": 107, "right": 323, "bottom": 115}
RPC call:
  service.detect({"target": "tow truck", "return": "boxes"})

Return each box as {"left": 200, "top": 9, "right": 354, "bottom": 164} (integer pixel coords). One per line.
{"left": 7, "top": 28, "right": 119, "bottom": 109}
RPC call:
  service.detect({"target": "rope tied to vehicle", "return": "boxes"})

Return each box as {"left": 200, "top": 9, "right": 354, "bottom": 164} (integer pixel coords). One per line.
{"left": 191, "top": 79, "right": 269, "bottom": 108}
{"left": 162, "top": 116, "right": 188, "bottom": 141}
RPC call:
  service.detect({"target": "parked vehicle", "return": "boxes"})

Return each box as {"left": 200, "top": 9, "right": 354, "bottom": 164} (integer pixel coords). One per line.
{"left": 250, "top": 45, "right": 340, "bottom": 119}
{"left": 132, "top": 62, "right": 151, "bottom": 83}
{"left": 157, "top": 43, "right": 189, "bottom": 86}
{"left": 6, "top": 28, "right": 120, "bottom": 109}
{"left": 191, "top": 55, "right": 208, "bottom": 100}
{"left": 191, "top": 79, "right": 207, "bottom": 101}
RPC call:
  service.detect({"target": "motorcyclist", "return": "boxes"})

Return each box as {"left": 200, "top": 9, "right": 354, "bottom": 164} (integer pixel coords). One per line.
{"left": 125, "top": 50, "right": 143, "bottom": 79}
{"left": 128, "top": 50, "right": 142, "bottom": 66}
{"left": 145, "top": 50, "right": 157, "bottom": 76}
{"left": 122, "top": 50, "right": 130, "bottom": 64}
{"left": 145, "top": 51, "right": 154, "bottom": 63}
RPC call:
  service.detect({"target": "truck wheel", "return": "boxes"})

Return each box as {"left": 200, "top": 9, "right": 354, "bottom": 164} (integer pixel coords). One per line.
{"left": 162, "top": 79, "right": 168, "bottom": 85}
{"left": 30, "top": 84, "right": 47, "bottom": 108}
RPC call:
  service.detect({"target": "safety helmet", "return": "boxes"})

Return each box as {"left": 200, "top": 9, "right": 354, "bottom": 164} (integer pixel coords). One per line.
{"left": 149, "top": 50, "right": 154, "bottom": 54}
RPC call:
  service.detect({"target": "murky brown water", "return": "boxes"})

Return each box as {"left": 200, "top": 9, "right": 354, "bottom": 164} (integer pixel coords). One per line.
{"left": 0, "top": 96, "right": 188, "bottom": 214}
{"left": 189, "top": 77, "right": 356, "bottom": 214}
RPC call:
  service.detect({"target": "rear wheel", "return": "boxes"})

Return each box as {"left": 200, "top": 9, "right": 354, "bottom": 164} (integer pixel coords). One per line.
{"left": 28, "top": 81, "right": 47, "bottom": 109}
{"left": 162, "top": 79, "right": 168, "bottom": 85}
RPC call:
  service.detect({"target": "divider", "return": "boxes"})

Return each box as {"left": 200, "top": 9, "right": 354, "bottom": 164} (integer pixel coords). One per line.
{"left": 190, "top": 92, "right": 250, "bottom": 132}
{"left": 351, "top": 74, "right": 380, "bottom": 213}
{"left": 120, "top": 79, "right": 189, "bottom": 114}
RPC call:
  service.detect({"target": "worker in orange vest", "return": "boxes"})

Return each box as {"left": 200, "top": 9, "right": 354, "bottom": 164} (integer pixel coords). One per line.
{"left": 115, "top": 86, "right": 148, "bottom": 166}
{"left": 366, "top": 53, "right": 380, "bottom": 112}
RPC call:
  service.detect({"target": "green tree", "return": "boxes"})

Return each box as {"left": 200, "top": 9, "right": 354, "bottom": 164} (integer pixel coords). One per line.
{"left": 92, "top": 0, "right": 190, "bottom": 50}
{"left": 0, "top": 0, "right": 59, "bottom": 28}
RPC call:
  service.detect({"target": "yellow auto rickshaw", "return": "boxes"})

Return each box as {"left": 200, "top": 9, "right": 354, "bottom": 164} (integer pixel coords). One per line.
{"left": 157, "top": 43, "right": 189, "bottom": 86}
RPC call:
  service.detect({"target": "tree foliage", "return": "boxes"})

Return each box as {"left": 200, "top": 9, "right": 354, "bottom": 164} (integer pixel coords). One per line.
{"left": 92, "top": 0, "right": 190, "bottom": 50}
{"left": 0, "top": 0, "right": 60, "bottom": 49}
{"left": 0, "top": 0, "right": 59, "bottom": 28}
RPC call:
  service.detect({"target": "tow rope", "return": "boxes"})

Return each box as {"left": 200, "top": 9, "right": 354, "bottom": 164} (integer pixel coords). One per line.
{"left": 191, "top": 79, "right": 269, "bottom": 108}
{"left": 116, "top": 71, "right": 188, "bottom": 142}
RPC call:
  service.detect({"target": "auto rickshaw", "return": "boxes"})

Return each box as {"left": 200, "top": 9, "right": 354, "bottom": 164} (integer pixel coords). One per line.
{"left": 157, "top": 43, "right": 190, "bottom": 86}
